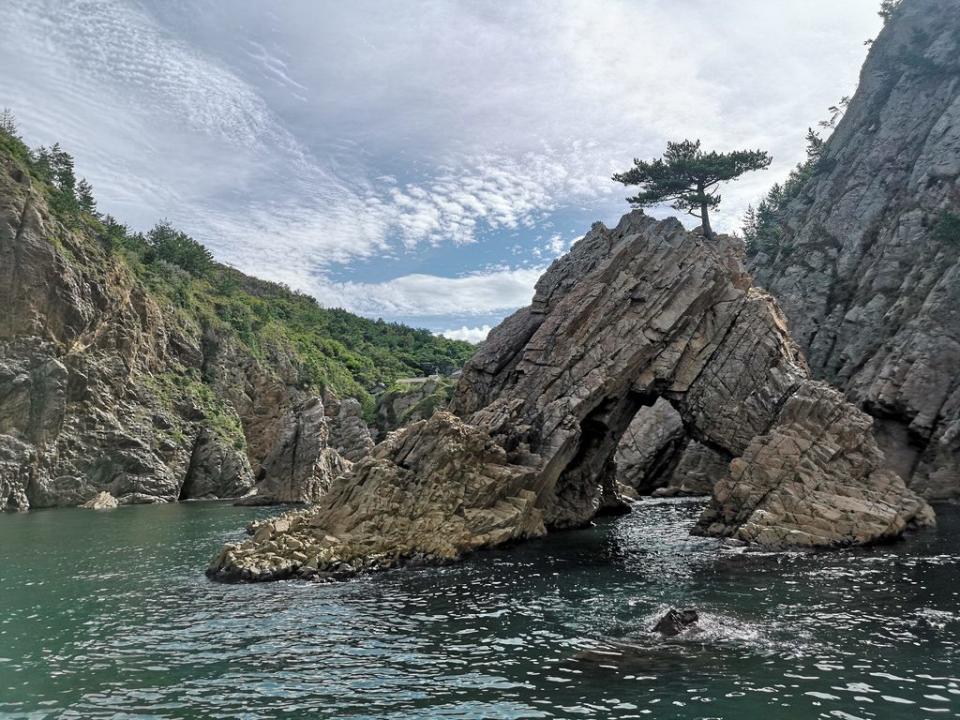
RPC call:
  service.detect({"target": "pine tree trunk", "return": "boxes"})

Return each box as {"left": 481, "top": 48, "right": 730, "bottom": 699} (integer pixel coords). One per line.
{"left": 700, "top": 200, "right": 713, "bottom": 239}
{"left": 696, "top": 180, "right": 713, "bottom": 239}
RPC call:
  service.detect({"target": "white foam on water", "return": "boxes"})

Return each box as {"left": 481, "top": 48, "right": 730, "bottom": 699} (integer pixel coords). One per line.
{"left": 805, "top": 691, "right": 841, "bottom": 700}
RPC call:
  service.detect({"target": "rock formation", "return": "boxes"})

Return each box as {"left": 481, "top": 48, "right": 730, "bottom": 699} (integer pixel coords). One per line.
{"left": 80, "top": 491, "right": 118, "bottom": 510}
{"left": 615, "top": 399, "right": 727, "bottom": 497}
{"left": 209, "top": 212, "right": 933, "bottom": 582}
{"left": 750, "top": 0, "right": 960, "bottom": 499}
{"left": 653, "top": 608, "right": 699, "bottom": 637}
{"left": 0, "top": 148, "right": 366, "bottom": 509}
{"left": 373, "top": 374, "right": 455, "bottom": 437}
{"left": 327, "top": 397, "right": 376, "bottom": 462}
{"left": 238, "top": 398, "right": 351, "bottom": 505}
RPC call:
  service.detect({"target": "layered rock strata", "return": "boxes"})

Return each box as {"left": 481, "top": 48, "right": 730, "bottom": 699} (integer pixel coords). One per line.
{"left": 615, "top": 399, "right": 727, "bottom": 497}
{"left": 209, "top": 212, "right": 933, "bottom": 582}
{"left": 0, "top": 151, "right": 363, "bottom": 509}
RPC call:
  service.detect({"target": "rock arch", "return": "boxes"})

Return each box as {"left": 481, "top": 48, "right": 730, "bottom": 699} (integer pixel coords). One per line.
{"left": 209, "top": 212, "right": 933, "bottom": 582}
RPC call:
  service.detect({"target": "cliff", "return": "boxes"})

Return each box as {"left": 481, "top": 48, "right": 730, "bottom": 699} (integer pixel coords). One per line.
{"left": 0, "top": 132, "right": 472, "bottom": 509}
{"left": 749, "top": 0, "right": 960, "bottom": 499}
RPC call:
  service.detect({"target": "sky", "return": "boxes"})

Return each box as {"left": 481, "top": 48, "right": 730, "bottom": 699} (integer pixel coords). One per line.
{"left": 0, "top": 1, "right": 883, "bottom": 342}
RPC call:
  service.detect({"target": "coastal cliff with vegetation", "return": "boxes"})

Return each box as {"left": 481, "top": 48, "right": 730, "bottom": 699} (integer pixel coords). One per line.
{"left": 208, "top": 0, "right": 960, "bottom": 580}
{"left": 4, "top": 2, "right": 960, "bottom": 718}
{"left": 746, "top": 0, "right": 960, "bottom": 500}
{"left": 0, "top": 125, "right": 473, "bottom": 509}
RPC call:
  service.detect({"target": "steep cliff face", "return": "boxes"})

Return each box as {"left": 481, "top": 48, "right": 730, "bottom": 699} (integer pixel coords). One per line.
{"left": 209, "top": 212, "right": 933, "bottom": 582}
{"left": 0, "top": 146, "right": 385, "bottom": 509}
{"left": 750, "top": 0, "right": 960, "bottom": 499}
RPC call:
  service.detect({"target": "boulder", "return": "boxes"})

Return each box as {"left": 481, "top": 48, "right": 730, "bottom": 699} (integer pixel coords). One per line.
{"left": 80, "top": 491, "right": 118, "bottom": 510}
{"left": 652, "top": 608, "right": 699, "bottom": 637}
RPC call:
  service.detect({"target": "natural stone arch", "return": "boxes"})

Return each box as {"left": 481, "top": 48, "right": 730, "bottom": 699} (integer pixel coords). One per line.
{"left": 447, "top": 213, "right": 806, "bottom": 530}
{"left": 209, "top": 213, "right": 933, "bottom": 582}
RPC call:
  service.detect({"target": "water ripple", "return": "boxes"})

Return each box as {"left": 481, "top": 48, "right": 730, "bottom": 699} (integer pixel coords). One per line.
{"left": 0, "top": 500, "right": 958, "bottom": 719}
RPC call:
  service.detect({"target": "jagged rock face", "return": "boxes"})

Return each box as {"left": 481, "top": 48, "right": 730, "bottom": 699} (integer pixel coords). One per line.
{"left": 615, "top": 400, "right": 686, "bottom": 492}
{"left": 249, "top": 398, "right": 351, "bottom": 504}
{"left": 327, "top": 397, "right": 376, "bottom": 462}
{"left": 210, "top": 412, "right": 544, "bottom": 582}
{"left": 615, "top": 399, "right": 727, "bottom": 497}
{"left": 695, "top": 383, "right": 933, "bottom": 545}
{"left": 209, "top": 213, "right": 933, "bottom": 582}
{"left": 0, "top": 163, "right": 217, "bottom": 508}
{"left": 0, "top": 154, "right": 358, "bottom": 509}
{"left": 180, "top": 430, "right": 254, "bottom": 501}
{"left": 373, "top": 375, "right": 454, "bottom": 437}
{"left": 658, "top": 441, "right": 729, "bottom": 498}
{"left": 750, "top": 0, "right": 960, "bottom": 499}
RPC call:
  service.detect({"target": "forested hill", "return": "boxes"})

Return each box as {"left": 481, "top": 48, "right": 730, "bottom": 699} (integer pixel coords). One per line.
{"left": 0, "top": 118, "right": 474, "bottom": 411}
{"left": 0, "top": 116, "right": 473, "bottom": 509}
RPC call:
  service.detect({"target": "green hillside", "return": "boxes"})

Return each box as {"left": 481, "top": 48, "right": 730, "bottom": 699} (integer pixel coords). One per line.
{"left": 0, "top": 118, "right": 475, "bottom": 415}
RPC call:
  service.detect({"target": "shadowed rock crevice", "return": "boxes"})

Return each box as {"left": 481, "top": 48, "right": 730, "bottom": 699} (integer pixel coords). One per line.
{"left": 547, "top": 390, "right": 650, "bottom": 528}
{"left": 209, "top": 212, "right": 934, "bottom": 582}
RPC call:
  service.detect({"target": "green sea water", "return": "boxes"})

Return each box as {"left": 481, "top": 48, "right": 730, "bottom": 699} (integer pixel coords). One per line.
{"left": 1, "top": 499, "right": 958, "bottom": 719}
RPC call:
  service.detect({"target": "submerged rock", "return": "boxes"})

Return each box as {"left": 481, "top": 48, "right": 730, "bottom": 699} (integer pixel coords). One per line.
{"left": 652, "top": 608, "right": 699, "bottom": 637}
{"left": 208, "top": 212, "right": 933, "bottom": 582}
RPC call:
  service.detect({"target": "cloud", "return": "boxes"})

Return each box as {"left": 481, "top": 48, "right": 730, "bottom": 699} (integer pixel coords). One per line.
{"left": 0, "top": 0, "right": 884, "bottom": 325}
{"left": 435, "top": 325, "right": 493, "bottom": 344}
{"left": 310, "top": 266, "right": 546, "bottom": 318}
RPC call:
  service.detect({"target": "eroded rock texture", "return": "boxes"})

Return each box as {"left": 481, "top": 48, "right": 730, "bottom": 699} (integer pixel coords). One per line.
{"left": 615, "top": 399, "right": 727, "bottom": 497}
{"left": 327, "top": 397, "right": 376, "bottom": 462}
{"left": 0, "top": 152, "right": 357, "bottom": 509}
{"left": 209, "top": 212, "right": 933, "bottom": 582}
{"left": 750, "top": 0, "right": 960, "bottom": 499}
{"left": 373, "top": 375, "right": 456, "bottom": 438}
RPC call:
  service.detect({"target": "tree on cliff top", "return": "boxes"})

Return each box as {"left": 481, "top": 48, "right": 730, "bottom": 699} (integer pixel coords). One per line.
{"left": 613, "top": 139, "right": 771, "bottom": 238}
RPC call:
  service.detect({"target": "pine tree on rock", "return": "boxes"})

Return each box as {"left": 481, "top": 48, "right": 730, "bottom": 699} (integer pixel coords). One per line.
{"left": 613, "top": 139, "right": 771, "bottom": 238}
